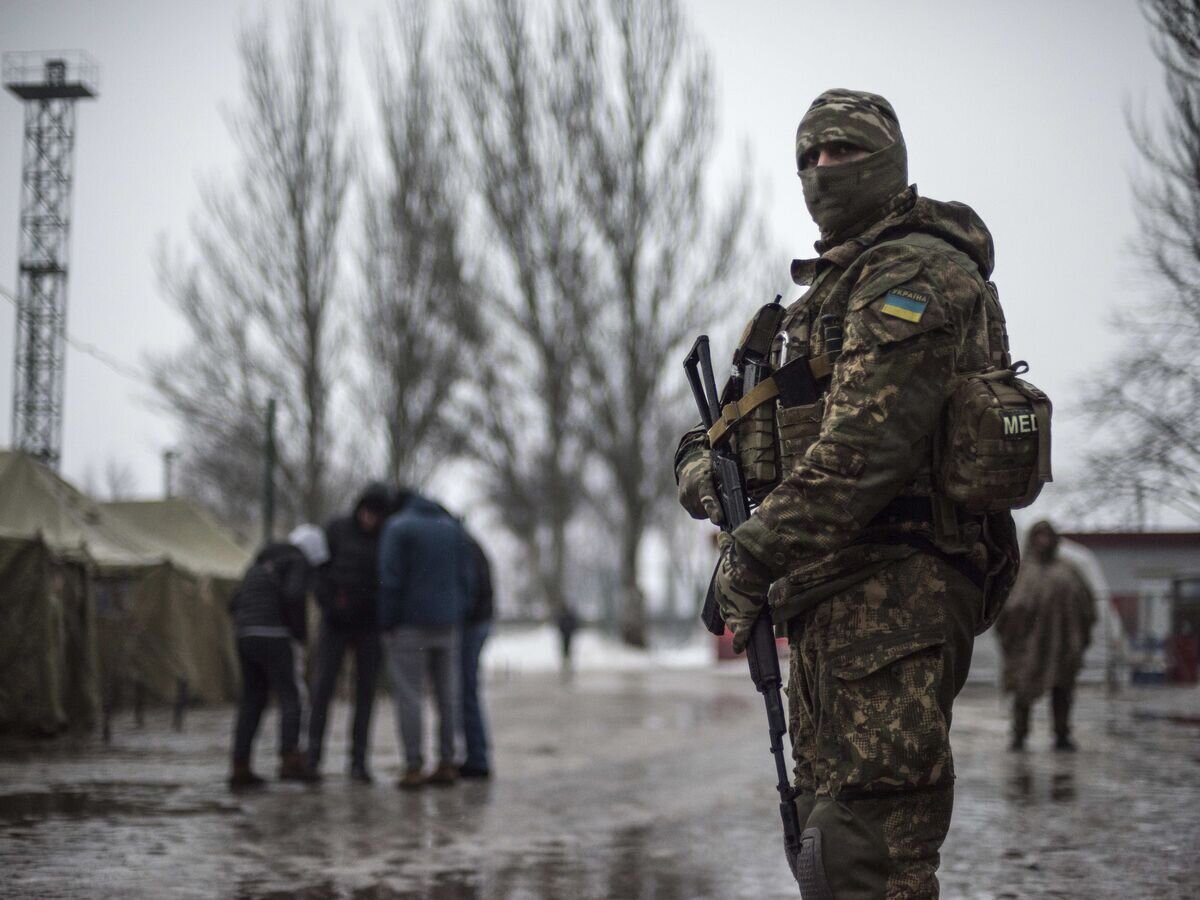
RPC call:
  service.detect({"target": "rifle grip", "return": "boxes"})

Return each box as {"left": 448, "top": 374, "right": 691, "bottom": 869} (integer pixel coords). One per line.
{"left": 701, "top": 570, "right": 725, "bottom": 636}
{"left": 745, "top": 613, "right": 781, "bottom": 691}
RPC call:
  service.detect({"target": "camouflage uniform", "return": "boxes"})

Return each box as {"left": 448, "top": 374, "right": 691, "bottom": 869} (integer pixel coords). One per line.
{"left": 677, "top": 90, "right": 1011, "bottom": 898}
{"left": 995, "top": 522, "right": 1096, "bottom": 748}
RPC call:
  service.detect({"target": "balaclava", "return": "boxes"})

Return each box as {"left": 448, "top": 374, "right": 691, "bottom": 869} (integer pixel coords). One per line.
{"left": 795, "top": 88, "right": 908, "bottom": 243}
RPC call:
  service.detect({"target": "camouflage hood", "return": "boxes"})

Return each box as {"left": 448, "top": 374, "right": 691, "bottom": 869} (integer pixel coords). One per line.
{"left": 801, "top": 187, "right": 996, "bottom": 283}
{"left": 893, "top": 194, "right": 996, "bottom": 279}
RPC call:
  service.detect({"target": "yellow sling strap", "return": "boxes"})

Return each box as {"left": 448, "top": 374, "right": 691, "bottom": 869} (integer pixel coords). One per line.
{"left": 705, "top": 353, "right": 836, "bottom": 448}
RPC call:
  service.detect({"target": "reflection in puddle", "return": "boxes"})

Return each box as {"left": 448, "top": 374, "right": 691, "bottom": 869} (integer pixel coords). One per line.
{"left": 1049, "top": 771, "right": 1075, "bottom": 803}
{"left": 1007, "top": 765, "right": 1034, "bottom": 804}
{"left": 1004, "top": 762, "right": 1077, "bottom": 806}
{"left": 0, "top": 785, "right": 237, "bottom": 822}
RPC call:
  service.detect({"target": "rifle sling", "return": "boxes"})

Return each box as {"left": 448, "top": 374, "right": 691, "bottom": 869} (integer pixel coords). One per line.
{"left": 706, "top": 353, "right": 835, "bottom": 448}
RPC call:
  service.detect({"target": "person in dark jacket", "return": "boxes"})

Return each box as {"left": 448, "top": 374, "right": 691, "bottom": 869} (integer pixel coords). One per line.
{"left": 227, "top": 524, "right": 328, "bottom": 789}
{"left": 556, "top": 606, "right": 580, "bottom": 682}
{"left": 459, "top": 531, "right": 494, "bottom": 778}
{"left": 378, "top": 492, "right": 475, "bottom": 789}
{"left": 306, "top": 483, "right": 391, "bottom": 783}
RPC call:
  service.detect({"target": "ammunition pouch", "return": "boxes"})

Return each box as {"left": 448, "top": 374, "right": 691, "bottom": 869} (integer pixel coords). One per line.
{"left": 705, "top": 347, "right": 836, "bottom": 502}
{"left": 732, "top": 404, "right": 780, "bottom": 503}
{"left": 777, "top": 398, "right": 824, "bottom": 476}
{"left": 938, "top": 362, "right": 1053, "bottom": 513}
{"left": 721, "top": 303, "right": 788, "bottom": 501}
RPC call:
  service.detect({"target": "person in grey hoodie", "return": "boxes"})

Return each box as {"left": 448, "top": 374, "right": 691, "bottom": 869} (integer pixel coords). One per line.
{"left": 378, "top": 492, "right": 475, "bottom": 789}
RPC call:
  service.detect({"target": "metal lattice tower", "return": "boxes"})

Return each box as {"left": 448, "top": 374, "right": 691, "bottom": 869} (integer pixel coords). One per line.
{"left": 4, "top": 51, "right": 98, "bottom": 469}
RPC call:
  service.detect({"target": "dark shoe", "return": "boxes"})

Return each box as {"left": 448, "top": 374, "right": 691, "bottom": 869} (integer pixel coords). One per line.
{"left": 349, "top": 763, "right": 373, "bottom": 784}
{"left": 458, "top": 764, "right": 491, "bottom": 780}
{"left": 228, "top": 763, "right": 267, "bottom": 790}
{"left": 397, "top": 768, "right": 426, "bottom": 790}
{"left": 427, "top": 763, "right": 459, "bottom": 786}
{"left": 279, "top": 751, "right": 321, "bottom": 782}
{"left": 1054, "top": 736, "right": 1077, "bottom": 752}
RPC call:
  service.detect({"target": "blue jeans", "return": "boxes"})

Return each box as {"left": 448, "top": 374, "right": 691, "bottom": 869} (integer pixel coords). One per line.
{"left": 460, "top": 621, "right": 491, "bottom": 770}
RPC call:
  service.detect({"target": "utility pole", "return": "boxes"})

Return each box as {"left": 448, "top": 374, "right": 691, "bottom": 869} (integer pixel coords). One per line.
{"left": 262, "top": 398, "right": 276, "bottom": 546}
{"left": 4, "top": 52, "right": 98, "bottom": 469}
{"left": 162, "top": 447, "right": 179, "bottom": 499}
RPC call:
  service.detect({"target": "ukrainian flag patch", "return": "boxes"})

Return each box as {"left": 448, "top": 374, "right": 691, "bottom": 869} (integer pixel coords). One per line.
{"left": 880, "top": 288, "right": 929, "bottom": 323}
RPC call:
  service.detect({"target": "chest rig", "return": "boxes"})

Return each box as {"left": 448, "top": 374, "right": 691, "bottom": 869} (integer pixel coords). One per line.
{"left": 704, "top": 263, "right": 845, "bottom": 505}
{"left": 708, "top": 232, "right": 1051, "bottom": 556}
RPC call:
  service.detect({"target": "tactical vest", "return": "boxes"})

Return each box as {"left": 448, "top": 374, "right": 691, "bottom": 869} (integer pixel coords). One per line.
{"left": 712, "top": 232, "right": 1052, "bottom": 547}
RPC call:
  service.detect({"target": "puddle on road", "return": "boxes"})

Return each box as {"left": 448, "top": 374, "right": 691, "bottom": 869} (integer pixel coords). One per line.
{"left": 1049, "top": 771, "right": 1075, "bottom": 803}
{"left": 1131, "top": 710, "right": 1200, "bottom": 727}
{"left": 1004, "top": 762, "right": 1078, "bottom": 806}
{"left": 0, "top": 783, "right": 239, "bottom": 822}
{"left": 225, "top": 822, "right": 729, "bottom": 899}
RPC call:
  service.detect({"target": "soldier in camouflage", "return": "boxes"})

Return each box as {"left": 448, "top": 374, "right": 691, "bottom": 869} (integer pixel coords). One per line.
{"left": 676, "top": 89, "right": 1015, "bottom": 898}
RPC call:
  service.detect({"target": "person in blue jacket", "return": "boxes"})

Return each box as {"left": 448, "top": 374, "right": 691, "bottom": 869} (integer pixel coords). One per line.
{"left": 378, "top": 491, "right": 475, "bottom": 789}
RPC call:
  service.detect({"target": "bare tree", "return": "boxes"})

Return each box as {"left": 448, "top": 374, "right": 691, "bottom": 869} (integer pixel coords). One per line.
{"left": 554, "top": 0, "right": 757, "bottom": 645}
{"left": 1078, "top": 0, "right": 1200, "bottom": 525}
{"left": 103, "top": 459, "right": 138, "bottom": 502}
{"left": 150, "top": 0, "right": 350, "bottom": 530}
{"left": 149, "top": 246, "right": 286, "bottom": 530}
{"left": 82, "top": 457, "right": 139, "bottom": 501}
{"left": 360, "top": 0, "right": 479, "bottom": 484}
{"left": 453, "top": 0, "right": 593, "bottom": 619}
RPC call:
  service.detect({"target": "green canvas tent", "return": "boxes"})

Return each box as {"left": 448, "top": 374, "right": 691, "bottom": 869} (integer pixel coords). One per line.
{"left": 0, "top": 532, "right": 97, "bottom": 735}
{"left": 101, "top": 499, "right": 251, "bottom": 582}
{"left": 101, "top": 498, "right": 251, "bottom": 703}
{"left": 0, "top": 451, "right": 248, "bottom": 734}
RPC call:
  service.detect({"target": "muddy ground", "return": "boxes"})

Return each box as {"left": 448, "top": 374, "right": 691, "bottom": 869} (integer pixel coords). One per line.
{"left": 1, "top": 663, "right": 1197, "bottom": 898}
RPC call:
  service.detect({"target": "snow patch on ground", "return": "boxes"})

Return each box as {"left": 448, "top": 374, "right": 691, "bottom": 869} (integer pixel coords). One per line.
{"left": 482, "top": 625, "right": 714, "bottom": 675}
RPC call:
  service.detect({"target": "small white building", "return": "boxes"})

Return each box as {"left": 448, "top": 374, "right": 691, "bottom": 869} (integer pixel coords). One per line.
{"left": 1061, "top": 531, "right": 1200, "bottom": 684}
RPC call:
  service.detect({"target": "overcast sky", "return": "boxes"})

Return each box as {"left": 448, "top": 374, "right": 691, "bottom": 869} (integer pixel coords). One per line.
{"left": 0, "top": 0, "right": 1167, "bottom": 523}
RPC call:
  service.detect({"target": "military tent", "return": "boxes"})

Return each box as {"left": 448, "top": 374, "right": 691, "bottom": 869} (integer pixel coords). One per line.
{"left": 0, "top": 451, "right": 248, "bottom": 734}
{"left": 0, "top": 532, "right": 97, "bottom": 735}
{"left": 101, "top": 498, "right": 251, "bottom": 702}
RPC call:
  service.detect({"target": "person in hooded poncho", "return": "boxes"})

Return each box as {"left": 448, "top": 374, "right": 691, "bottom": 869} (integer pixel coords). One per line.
{"left": 996, "top": 521, "right": 1096, "bottom": 753}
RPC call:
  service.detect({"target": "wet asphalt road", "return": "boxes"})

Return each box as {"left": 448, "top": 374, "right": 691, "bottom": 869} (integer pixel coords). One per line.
{"left": 1, "top": 665, "right": 1197, "bottom": 899}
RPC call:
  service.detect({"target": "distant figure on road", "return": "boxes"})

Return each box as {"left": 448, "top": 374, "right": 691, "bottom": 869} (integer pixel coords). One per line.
{"left": 996, "top": 521, "right": 1097, "bottom": 752}
{"left": 307, "top": 482, "right": 391, "bottom": 784}
{"left": 459, "top": 530, "right": 495, "bottom": 779}
{"left": 227, "top": 524, "right": 328, "bottom": 788}
{"left": 556, "top": 606, "right": 579, "bottom": 681}
{"left": 378, "top": 491, "right": 475, "bottom": 789}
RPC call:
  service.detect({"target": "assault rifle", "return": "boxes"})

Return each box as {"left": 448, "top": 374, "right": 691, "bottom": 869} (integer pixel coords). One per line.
{"left": 683, "top": 325, "right": 808, "bottom": 886}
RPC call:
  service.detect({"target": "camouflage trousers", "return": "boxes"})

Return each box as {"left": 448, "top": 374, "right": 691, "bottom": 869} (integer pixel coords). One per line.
{"left": 786, "top": 550, "right": 981, "bottom": 899}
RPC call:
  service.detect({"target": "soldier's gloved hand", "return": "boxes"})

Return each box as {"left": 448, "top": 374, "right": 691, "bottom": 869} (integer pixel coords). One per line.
{"left": 677, "top": 453, "right": 723, "bottom": 525}
{"left": 715, "top": 532, "right": 773, "bottom": 653}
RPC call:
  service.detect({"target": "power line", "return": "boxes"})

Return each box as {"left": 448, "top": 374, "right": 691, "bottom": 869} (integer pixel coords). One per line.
{"left": 0, "top": 283, "right": 147, "bottom": 384}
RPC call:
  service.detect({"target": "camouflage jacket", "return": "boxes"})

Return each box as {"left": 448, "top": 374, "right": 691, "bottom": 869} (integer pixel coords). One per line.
{"left": 995, "top": 553, "right": 1096, "bottom": 697}
{"left": 691, "top": 187, "right": 1001, "bottom": 622}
